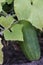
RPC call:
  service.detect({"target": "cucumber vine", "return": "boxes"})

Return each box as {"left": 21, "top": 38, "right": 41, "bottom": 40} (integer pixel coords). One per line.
{"left": 0, "top": 0, "right": 42, "bottom": 61}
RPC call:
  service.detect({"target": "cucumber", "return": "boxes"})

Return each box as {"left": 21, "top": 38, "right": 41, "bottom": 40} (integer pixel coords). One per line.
{"left": 20, "top": 22, "right": 41, "bottom": 61}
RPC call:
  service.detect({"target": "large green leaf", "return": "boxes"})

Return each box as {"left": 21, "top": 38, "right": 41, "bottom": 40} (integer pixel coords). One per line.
{"left": 0, "top": 0, "right": 5, "bottom": 12}
{"left": 14, "top": 0, "right": 43, "bottom": 30}
{"left": 6, "top": 0, "right": 13, "bottom": 4}
{"left": 4, "top": 24, "right": 23, "bottom": 41}
{"left": 14, "top": 0, "right": 32, "bottom": 20}
{"left": 0, "top": 15, "right": 14, "bottom": 29}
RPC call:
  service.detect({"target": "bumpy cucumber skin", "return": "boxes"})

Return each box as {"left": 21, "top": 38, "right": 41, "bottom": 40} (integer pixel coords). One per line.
{"left": 20, "top": 23, "right": 41, "bottom": 61}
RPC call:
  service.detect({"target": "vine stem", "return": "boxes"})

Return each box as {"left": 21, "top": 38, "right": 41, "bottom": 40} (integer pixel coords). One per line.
{"left": 2, "top": 10, "right": 8, "bottom": 16}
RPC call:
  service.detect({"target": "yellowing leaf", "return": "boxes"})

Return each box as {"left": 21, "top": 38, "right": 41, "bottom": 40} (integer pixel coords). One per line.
{"left": 0, "top": 15, "right": 14, "bottom": 29}
{"left": 0, "top": 0, "right": 5, "bottom": 12}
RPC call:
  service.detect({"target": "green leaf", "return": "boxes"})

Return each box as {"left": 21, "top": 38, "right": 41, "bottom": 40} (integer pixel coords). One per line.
{"left": 6, "top": 0, "right": 13, "bottom": 4}
{"left": 0, "top": 0, "right": 5, "bottom": 12}
{"left": 14, "top": 0, "right": 31, "bottom": 20}
{"left": 0, "top": 15, "right": 14, "bottom": 29}
{"left": 4, "top": 24, "right": 23, "bottom": 41}
{"left": 14, "top": 0, "right": 43, "bottom": 30}
{"left": 0, "top": 39, "right": 3, "bottom": 64}
{"left": 0, "top": 4, "right": 2, "bottom": 12}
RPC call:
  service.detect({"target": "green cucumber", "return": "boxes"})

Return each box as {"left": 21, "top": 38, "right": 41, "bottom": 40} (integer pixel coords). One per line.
{"left": 20, "top": 22, "right": 41, "bottom": 61}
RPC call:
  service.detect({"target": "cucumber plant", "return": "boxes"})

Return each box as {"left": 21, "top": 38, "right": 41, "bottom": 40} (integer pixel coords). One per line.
{"left": 0, "top": 0, "right": 43, "bottom": 61}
